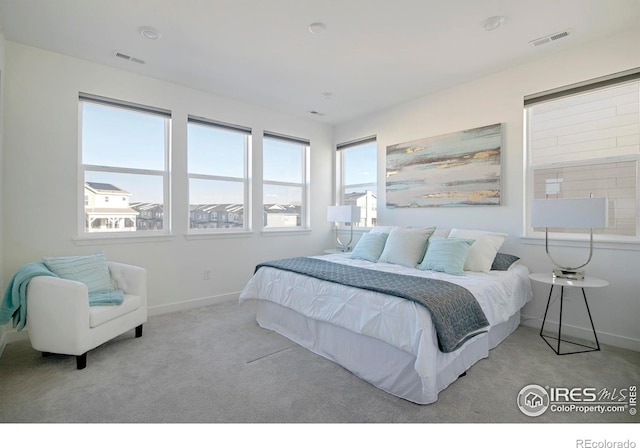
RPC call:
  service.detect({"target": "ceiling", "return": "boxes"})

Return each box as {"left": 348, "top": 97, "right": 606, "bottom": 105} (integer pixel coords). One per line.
{"left": 1, "top": 0, "right": 639, "bottom": 125}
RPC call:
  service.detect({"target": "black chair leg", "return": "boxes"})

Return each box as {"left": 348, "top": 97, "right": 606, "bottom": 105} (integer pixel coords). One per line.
{"left": 76, "top": 353, "right": 87, "bottom": 370}
{"left": 135, "top": 324, "right": 143, "bottom": 338}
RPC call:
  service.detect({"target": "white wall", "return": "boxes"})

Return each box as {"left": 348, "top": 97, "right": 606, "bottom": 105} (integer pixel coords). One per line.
{"left": 0, "top": 31, "right": 6, "bottom": 354}
{"left": 2, "top": 42, "right": 334, "bottom": 341}
{"left": 335, "top": 27, "right": 640, "bottom": 351}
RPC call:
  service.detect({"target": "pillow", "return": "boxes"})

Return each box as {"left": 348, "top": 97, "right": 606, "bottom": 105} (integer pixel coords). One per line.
{"left": 378, "top": 227, "right": 435, "bottom": 268}
{"left": 42, "top": 252, "right": 114, "bottom": 293}
{"left": 418, "top": 237, "right": 475, "bottom": 276}
{"left": 448, "top": 229, "right": 507, "bottom": 273}
{"left": 491, "top": 253, "right": 520, "bottom": 271}
{"left": 369, "top": 226, "right": 395, "bottom": 234}
{"left": 350, "top": 232, "right": 389, "bottom": 262}
{"left": 432, "top": 228, "right": 451, "bottom": 238}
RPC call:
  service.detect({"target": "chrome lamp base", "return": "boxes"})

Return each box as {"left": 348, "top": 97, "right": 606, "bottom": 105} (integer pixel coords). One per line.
{"left": 553, "top": 269, "right": 585, "bottom": 280}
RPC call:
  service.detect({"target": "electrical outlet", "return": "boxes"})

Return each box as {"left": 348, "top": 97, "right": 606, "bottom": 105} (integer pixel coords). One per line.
{"left": 203, "top": 270, "right": 211, "bottom": 280}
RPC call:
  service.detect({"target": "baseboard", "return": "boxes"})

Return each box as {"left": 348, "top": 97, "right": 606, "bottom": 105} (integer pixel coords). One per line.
{"left": 147, "top": 291, "right": 239, "bottom": 316}
{"left": 521, "top": 314, "right": 640, "bottom": 353}
{"left": 0, "top": 329, "right": 6, "bottom": 358}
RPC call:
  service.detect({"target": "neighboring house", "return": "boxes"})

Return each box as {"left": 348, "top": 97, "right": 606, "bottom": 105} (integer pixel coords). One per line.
{"left": 189, "top": 204, "right": 244, "bottom": 229}
{"left": 344, "top": 191, "right": 377, "bottom": 227}
{"left": 84, "top": 182, "right": 138, "bottom": 232}
{"left": 131, "top": 202, "right": 164, "bottom": 231}
{"left": 264, "top": 204, "right": 301, "bottom": 228}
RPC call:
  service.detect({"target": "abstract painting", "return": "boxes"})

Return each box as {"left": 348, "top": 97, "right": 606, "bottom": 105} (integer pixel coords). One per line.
{"left": 386, "top": 123, "right": 502, "bottom": 207}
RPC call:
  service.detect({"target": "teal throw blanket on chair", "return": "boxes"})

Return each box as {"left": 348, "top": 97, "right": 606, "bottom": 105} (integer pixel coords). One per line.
{"left": 0, "top": 262, "right": 125, "bottom": 331}
{"left": 89, "top": 289, "right": 124, "bottom": 306}
{"left": 0, "top": 262, "right": 58, "bottom": 331}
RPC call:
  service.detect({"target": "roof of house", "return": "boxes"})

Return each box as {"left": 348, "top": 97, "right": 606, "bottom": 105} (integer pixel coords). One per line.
{"left": 85, "top": 182, "right": 131, "bottom": 195}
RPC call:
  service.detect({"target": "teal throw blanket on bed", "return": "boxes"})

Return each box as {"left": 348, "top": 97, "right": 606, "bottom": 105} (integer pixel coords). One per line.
{"left": 255, "top": 257, "right": 490, "bottom": 353}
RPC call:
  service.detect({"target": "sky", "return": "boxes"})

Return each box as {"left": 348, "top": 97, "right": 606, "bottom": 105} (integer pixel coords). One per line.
{"left": 82, "top": 101, "right": 377, "bottom": 206}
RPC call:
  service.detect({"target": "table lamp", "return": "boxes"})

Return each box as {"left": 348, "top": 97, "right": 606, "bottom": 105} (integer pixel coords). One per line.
{"left": 327, "top": 205, "right": 361, "bottom": 252}
{"left": 531, "top": 197, "right": 607, "bottom": 280}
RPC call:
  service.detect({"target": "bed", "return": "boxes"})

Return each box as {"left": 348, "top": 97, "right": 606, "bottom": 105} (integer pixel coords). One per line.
{"left": 239, "top": 227, "right": 533, "bottom": 404}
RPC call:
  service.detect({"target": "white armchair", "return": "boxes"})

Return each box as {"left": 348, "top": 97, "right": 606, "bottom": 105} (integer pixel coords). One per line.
{"left": 26, "top": 261, "right": 147, "bottom": 369}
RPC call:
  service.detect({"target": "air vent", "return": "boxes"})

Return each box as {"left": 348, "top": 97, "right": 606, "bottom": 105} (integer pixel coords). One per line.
{"left": 532, "top": 37, "right": 550, "bottom": 47}
{"left": 529, "top": 29, "right": 571, "bottom": 47}
{"left": 550, "top": 31, "right": 569, "bottom": 41}
{"left": 113, "top": 51, "right": 145, "bottom": 64}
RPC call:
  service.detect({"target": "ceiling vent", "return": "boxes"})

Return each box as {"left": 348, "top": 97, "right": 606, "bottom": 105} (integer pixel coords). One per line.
{"left": 530, "top": 29, "right": 571, "bottom": 47}
{"left": 113, "top": 51, "right": 145, "bottom": 64}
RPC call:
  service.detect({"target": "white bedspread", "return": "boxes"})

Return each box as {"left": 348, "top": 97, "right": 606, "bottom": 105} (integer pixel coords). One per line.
{"left": 239, "top": 253, "right": 533, "bottom": 400}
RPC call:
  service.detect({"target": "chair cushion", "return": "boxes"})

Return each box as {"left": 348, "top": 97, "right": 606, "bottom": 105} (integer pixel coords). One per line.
{"left": 89, "top": 294, "right": 141, "bottom": 328}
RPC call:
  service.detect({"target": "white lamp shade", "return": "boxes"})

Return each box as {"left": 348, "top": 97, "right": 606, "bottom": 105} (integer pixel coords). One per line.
{"left": 327, "top": 205, "right": 361, "bottom": 223}
{"left": 531, "top": 198, "right": 608, "bottom": 228}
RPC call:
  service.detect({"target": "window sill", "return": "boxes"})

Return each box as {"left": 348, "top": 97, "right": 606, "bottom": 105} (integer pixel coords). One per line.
{"left": 261, "top": 228, "right": 312, "bottom": 237}
{"left": 521, "top": 234, "right": 640, "bottom": 251}
{"left": 74, "top": 233, "right": 174, "bottom": 246}
{"left": 185, "top": 230, "right": 254, "bottom": 240}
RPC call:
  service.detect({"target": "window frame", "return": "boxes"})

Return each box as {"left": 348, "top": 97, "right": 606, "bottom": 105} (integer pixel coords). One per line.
{"left": 523, "top": 68, "right": 640, "bottom": 245}
{"left": 262, "top": 131, "right": 310, "bottom": 232}
{"left": 336, "top": 136, "right": 378, "bottom": 229}
{"left": 186, "top": 115, "right": 252, "bottom": 234}
{"left": 78, "top": 93, "right": 172, "bottom": 240}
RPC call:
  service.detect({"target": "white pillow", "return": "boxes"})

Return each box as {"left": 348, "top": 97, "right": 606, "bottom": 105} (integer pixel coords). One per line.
{"left": 369, "top": 226, "right": 395, "bottom": 234}
{"left": 432, "top": 228, "right": 451, "bottom": 238}
{"left": 378, "top": 227, "right": 435, "bottom": 268}
{"left": 448, "top": 229, "right": 507, "bottom": 273}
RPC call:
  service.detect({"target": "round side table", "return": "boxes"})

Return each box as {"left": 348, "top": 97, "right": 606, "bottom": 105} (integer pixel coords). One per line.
{"left": 529, "top": 273, "right": 609, "bottom": 355}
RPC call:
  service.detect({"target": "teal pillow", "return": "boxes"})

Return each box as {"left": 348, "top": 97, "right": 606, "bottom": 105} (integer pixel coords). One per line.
{"left": 43, "top": 252, "right": 114, "bottom": 293}
{"left": 350, "top": 232, "right": 389, "bottom": 262}
{"left": 418, "top": 237, "right": 475, "bottom": 276}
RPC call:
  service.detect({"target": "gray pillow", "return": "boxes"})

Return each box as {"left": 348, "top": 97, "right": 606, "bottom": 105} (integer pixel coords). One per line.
{"left": 491, "top": 253, "right": 520, "bottom": 271}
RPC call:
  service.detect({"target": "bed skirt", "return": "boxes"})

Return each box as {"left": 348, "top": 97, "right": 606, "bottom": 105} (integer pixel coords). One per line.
{"left": 255, "top": 300, "right": 521, "bottom": 405}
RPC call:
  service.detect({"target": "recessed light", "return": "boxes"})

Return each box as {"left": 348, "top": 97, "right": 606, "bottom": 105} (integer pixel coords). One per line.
{"left": 308, "top": 22, "right": 327, "bottom": 34}
{"left": 482, "top": 16, "right": 505, "bottom": 31}
{"left": 138, "top": 26, "right": 161, "bottom": 40}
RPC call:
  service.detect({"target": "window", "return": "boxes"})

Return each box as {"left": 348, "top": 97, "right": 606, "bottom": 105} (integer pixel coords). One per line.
{"left": 262, "top": 132, "right": 309, "bottom": 229}
{"left": 187, "top": 116, "right": 251, "bottom": 231}
{"left": 525, "top": 69, "right": 640, "bottom": 239}
{"left": 80, "top": 94, "right": 171, "bottom": 235}
{"left": 337, "top": 136, "right": 377, "bottom": 227}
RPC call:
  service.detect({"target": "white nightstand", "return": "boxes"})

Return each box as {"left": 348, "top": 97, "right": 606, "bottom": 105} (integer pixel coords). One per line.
{"left": 529, "top": 273, "right": 609, "bottom": 355}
